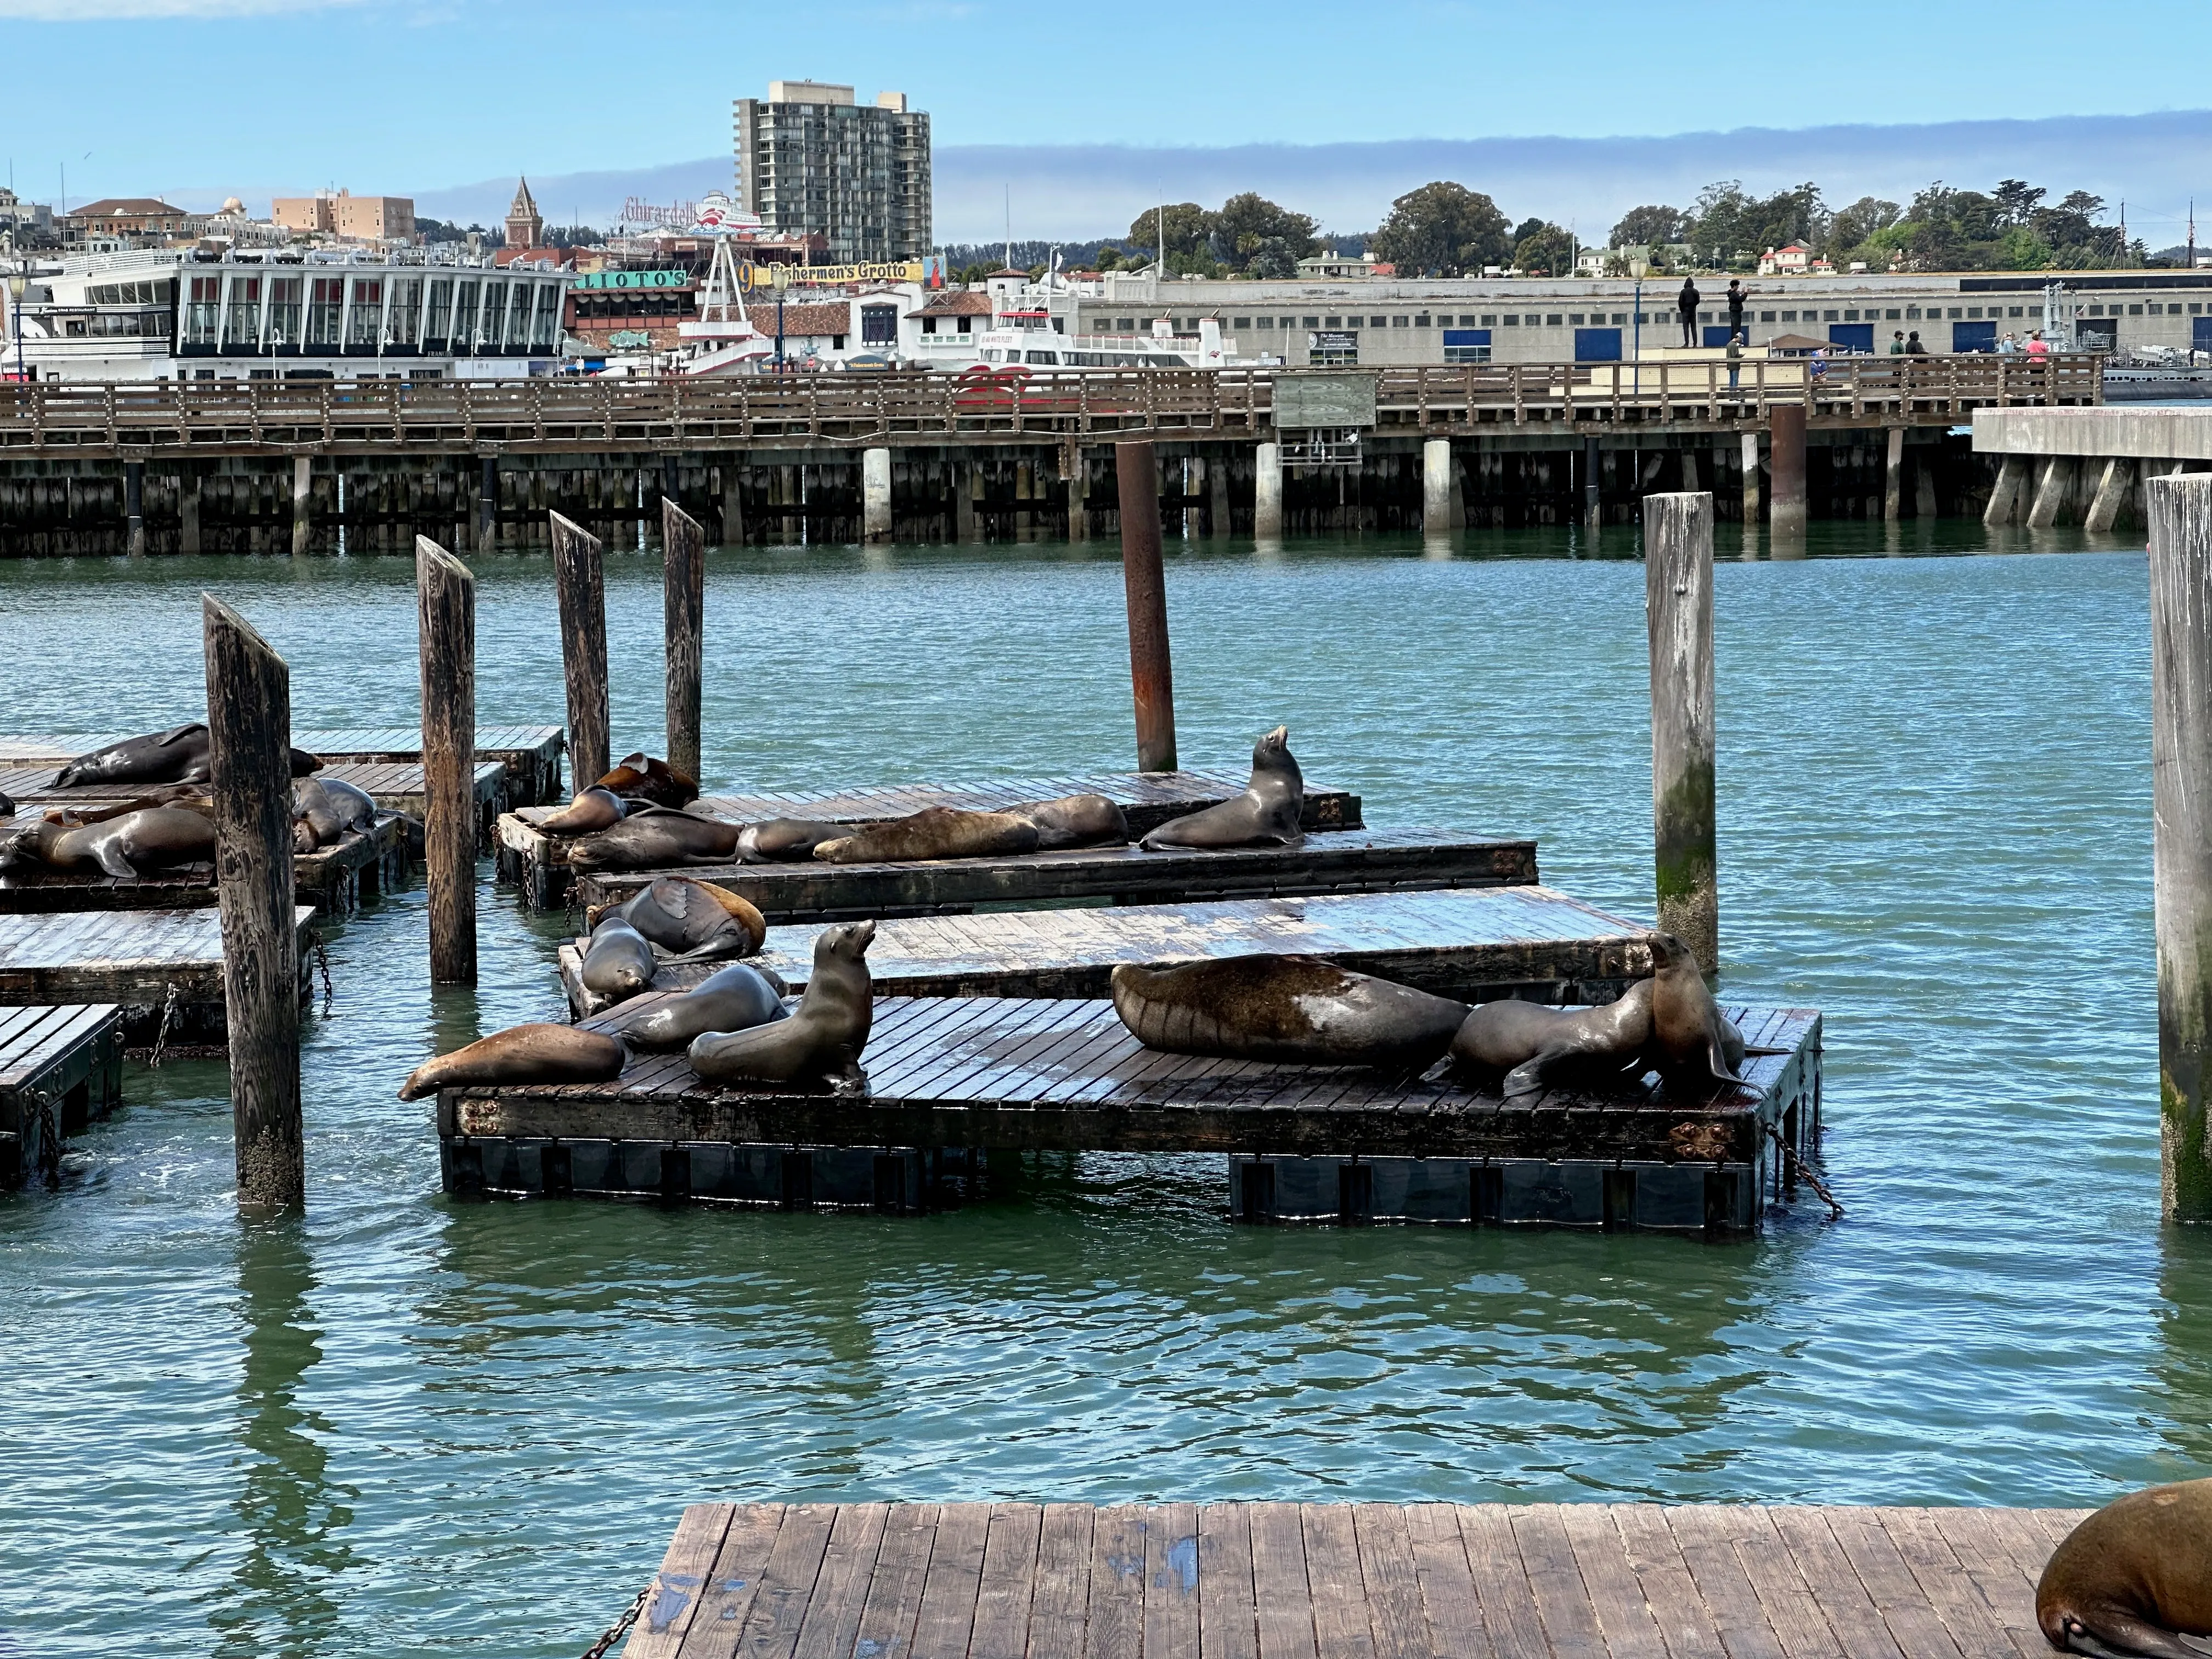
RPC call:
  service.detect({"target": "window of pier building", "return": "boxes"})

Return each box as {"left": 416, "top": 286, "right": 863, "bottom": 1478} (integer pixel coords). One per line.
{"left": 1546, "top": 314, "right": 1562, "bottom": 326}
{"left": 183, "top": 276, "right": 221, "bottom": 346}
{"left": 224, "top": 276, "right": 260, "bottom": 348}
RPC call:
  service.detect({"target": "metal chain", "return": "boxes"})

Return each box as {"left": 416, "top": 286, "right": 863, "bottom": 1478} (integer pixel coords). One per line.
{"left": 148, "top": 981, "right": 182, "bottom": 1069}
{"left": 312, "top": 933, "right": 335, "bottom": 1006}
{"left": 1768, "top": 1121, "right": 1845, "bottom": 1221}
{"left": 35, "top": 1090, "right": 61, "bottom": 1186}
{"left": 579, "top": 1585, "right": 651, "bottom": 1659}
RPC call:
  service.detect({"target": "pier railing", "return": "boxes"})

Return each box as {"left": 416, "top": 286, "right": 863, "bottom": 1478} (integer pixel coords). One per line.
{"left": 0, "top": 356, "right": 2101, "bottom": 456}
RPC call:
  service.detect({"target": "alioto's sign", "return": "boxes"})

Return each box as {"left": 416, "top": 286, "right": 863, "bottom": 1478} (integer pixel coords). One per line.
{"left": 738, "top": 260, "right": 927, "bottom": 292}
{"left": 573, "top": 269, "right": 692, "bottom": 290}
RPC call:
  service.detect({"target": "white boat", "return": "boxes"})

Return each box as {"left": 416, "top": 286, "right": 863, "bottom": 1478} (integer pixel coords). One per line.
{"left": 912, "top": 267, "right": 1272, "bottom": 373}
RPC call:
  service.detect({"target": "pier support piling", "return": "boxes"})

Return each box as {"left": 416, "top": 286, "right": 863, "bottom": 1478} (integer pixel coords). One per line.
{"left": 1254, "top": 443, "right": 1283, "bottom": 540}
{"left": 1984, "top": 454, "right": 2029, "bottom": 527}
{"left": 2086, "top": 457, "right": 2134, "bottom": 534}
{"left": 550, "top": 512, "right": 610, "bottom": 789}
{"left": 1769, "top": 405, "right": 1807, "bottom": 537}
{"left": 1207, "top": 454, "right": 1230, "bottom": 539}
{"left": 1739, "top": 432, "right": 1760, "bottom": 525}
{"left": 1644, "top": 491, "right": 1720, "bottom": 975}
{"left": 1423, "top": 439, "right": 1454, "bottom": 537}
{"left": 179, "top": 469, "right": 201, "bottom": 555}
{"left": 1584, "top": 436, "right": 1602, "bottom": 534}
{"left": 955, "top": 463, "right": 981, "bottom": 544}
{"left": 202, "top": 595, "right": 303, "bottom": 1210}
{"left": 477, "top": 458, "right": 498, "bottom": 554}
{"left": 2148, "top": 472, "right": 2212, "bottom": 1222}
{"left": 124, "top": 461, "right": 145, "bottom": 557}
{"left": 416, "top": 537, "right": 478, "bottom": 986}
{"left": 862, "top": 447, "right": 893, "bottom": 543}
{"left": 662, "top": 499, "right": 705, "bottom": 782}
{"left": 720, "top": 458, "right": 745, "bottom": 546}
{"left": 1883, "top": 428, "right": 1905, "bottom": 522}
{"left": 2027, "top": 457, "right": 2075, "bottom": 529}
{"left": 1115, "top": 439, "right": 1177, "bottom": 772}
{"left": 290, "top": 455, "right": 312, "bottom": 556}
{"left": 1065, "top": 450, "right": 1089, "bottom": 541}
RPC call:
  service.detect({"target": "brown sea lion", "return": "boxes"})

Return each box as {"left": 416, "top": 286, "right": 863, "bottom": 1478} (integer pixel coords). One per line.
{"left": 689, "top": 919, "right": 876, "bottom": 1090}
{"left": 1445, "top": 981, "right": 1656, "bottom": 1096}
{"left": 1647, "top": 930, "right": 1746, "bottom": 1087}
{"left": 607, "top": 876, "right": 765, "bottom": 960}
{"left": 1139, "top": 725, "right": 1304, "bottom": 850}
{"left": 737, "top": 817, "right": 849, "bottom": 862}
{"left": 538, "top": 785, "right": 628, "bottom": 837}
{"left": 1015, "top": 792, "right": 1130, "bottom": 850}
{"left": 291, "top": 775, "right": 377, "bottom": 850}
{"left": 596, "top": 752, "right": 698, "bottom": 809}
{"left": 566, "top": 807, "right": 742, "bottom": 873}
{"left": 814, "top": 806, "right": 1040, "bottom": 865}
{"left": 580, "top": 917, "right": 659, "bottom": 1001}
{"left": 2038, "top": 1479, "right": 2212, "bottom": 1656}
{"left": 618, "top": 962, "right": 789, "bottom": 1052}
{"left": 0, "top": 806, "right": 217, "bottom": 879}
{"left": 1110, "top": 954, "right": 1469, "bottom": 1070}
{"left": 397, "top": 1023, "right": 627, "bottom": 1102}
{"left": 55, "top": 723, "right": 323, "bottom": 789}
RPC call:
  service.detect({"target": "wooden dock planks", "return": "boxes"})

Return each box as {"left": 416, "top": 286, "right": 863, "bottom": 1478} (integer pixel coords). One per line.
{"left": 570, "top": 828, "right": 1539, "bottom": 928}
{"left": 497, "top": 769, "right": 1365, "bottom": 909}
{"left": 625, "top": 1502, "right": 2085, "bottom": 1659}
{"left": 0, "top": 1002, "right": 123, "bottom": 1186}
{"left": 0, "top": 906, "right": 319, "bottom": 1046}
{"left": 560, "top": 886, "right": 1652, "bottom": 1019}
{"left": 0, "top": 812, "right": 409, "bottom": 916}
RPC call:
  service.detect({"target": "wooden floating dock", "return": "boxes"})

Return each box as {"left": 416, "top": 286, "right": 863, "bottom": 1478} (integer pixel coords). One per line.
{"left": 497, "top": 769, "right": 1365, "bottom": 909}
{"left": 0, "top": 812, "right": 409, "bottom": 916}
{"left": 571, "top": 828, "right": 1536, "bottom": 928}
{"left": 623, "top": 1499, "right": 2078, "bottom": 1659}
{"left": 561, "top": 887, "right": 1651, "bottom": 1020}
{"left": 0, "top": 1003, "right": 122, "bottom": 1188}
{"left": 440, "top": 994, "right": 1819, "bottom": 1231}
{"left": 0, "top": 723, "right": 565, "bottom": 806}
{"left": 0, "top": 906, "right": 319, "bottom": 1047}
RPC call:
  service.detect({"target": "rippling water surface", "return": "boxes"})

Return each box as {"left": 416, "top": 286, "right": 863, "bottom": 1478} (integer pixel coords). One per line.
{"left": 4, "top": 517, "right": 2210, "bottom": 1656}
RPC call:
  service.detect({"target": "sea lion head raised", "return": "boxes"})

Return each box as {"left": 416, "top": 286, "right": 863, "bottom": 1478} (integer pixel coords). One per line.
{"left": 595, "top": 753, "right": 699, "bottom": 809}
{"left": 2037, "top": 1479, "right": 2212, "bottom": 1655}
{"left": 1251, "top": 724, "right": 1299, "bottom": 782}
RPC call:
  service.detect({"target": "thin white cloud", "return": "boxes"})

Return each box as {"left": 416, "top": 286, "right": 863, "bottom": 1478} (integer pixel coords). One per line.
{"left": 0, "top": 0, "right": 363, "bottom": 15}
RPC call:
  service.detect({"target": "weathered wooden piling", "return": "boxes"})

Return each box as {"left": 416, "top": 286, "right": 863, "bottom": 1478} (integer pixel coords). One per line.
{"left": 1115, "top": 439, "right": 1178, "bottom": 772}
{"left": 1739, "top": 432, "right": 1760, "bottom": 525}
{"left": 1254, "top": 442, "right": 1283, "bottom": 539}
{"left": 201, "top": 595, "right": 303, "bottom": 1209}
{"left": 291, "top": 455, "right": 312, "bottom": 556}
{"left": 662, "top": 499, "right": 706, "bottom": 781}
{"left": 1883, "top": 428, "right": 1905, "bottom": 522}
{"left": 477, "top": 458, "right": 498, "bottom": 554}
{"left": 720, "top": 457, "right": 744, "bottom": 546}
{"left": 1769, "top": 405, "right": 1807, "bottom": 535}
{"left": 549, "top": 511, "right": 610, "bottom": 789}
{"left": 2148, "top": 472, "right": 2212, "bottom": 1222}
{"left": 415, "top": 537, "right": 477, "bottom": 985}
{"left": 125, "top": 461, "right": 145, "bottom": 557}
{"left": 1644, "top": 492, "right": 1719, "bottom": 974}
{"left": 1583, "top": 435, "right": 1601, "bottom": 533}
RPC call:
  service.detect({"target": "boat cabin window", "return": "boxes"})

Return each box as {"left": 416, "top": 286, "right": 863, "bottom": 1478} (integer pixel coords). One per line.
{"left": 1024, "top": 349, "right": 1058, "bottom": 365}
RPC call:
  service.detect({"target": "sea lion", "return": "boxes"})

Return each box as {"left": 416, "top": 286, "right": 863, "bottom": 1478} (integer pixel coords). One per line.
{"left": 1110, "top": 955, "right": 1469, "bottom": 1070}
{"left": 0, "top": 805, "right": 217, "bottom": 879}
{"left": 0, "top": 791, "right": 12, "bottom": 819}
{"left": 737, "top": 817, "right": 851, "bottom": 862}
{"left": 54, "top": 723, "right": 323, "bottom": 789}
{"left": 1139, "top": 725, "right": 1304, "bottom": 850}
{"left": 579, "top": 917, "right": 659, "bottom": 1001}
{"left": 566, "top": 807, "right": 742, "bottom": 873}
{"left": 1014, "top": 792, "right": 1130, "bottom": 850}
{"left": 606, "top": 876, "right": 766, "bottom": 960}
{"left": 397, "top": 1023, "right": 626, "bottom": 1102}
{"left": 2038, "top": 1479, "right": 2212, "bottom": 1656}
{"left": 596, "top": 752, "right": 698, "bottom": 809}
{"left": 1647, "top": 930, "right": 1747, "bottom": 1087}
{"left": 290, "top": 775, "right": 378, "bottom": 850}
{"left": 538, "top": 785, "right": 628, "bottom": 837}
{"left": 814, "top": 806, "right": 1040, "bottom": 865}
{"left": 689, "top": 919, "right": 876, "bottom": 1090}
{"left": 617, "top": 962, "right": 789, "bottom": 1052}
{"left": 1445, "top": 980, "right": 1656, "bottom": 1096}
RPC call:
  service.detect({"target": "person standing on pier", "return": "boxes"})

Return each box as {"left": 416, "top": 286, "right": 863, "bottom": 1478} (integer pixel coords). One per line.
{"left": 1725, "top": 279, "right": 1751, "bottom": 343}
{"left": 1890, "top": 330, "right": 1907, "bottom": 353}
{"left": 1677, "top": 276, "right": 1701, "bottom": 347}
{"left": 2025, "top": 330, "right": 2051, "bottom": 360}
{"left": 1905, "top": 330, "right": 1927, "bottom": 354}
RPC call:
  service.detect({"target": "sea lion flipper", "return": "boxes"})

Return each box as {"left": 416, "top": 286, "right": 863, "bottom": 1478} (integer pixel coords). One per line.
{"left": 1707, "top": 1037, "right": 1748, "bottom": 1087}
{"left": 155, "top": 723, "right": 202, "bottom": 748}
{"left": 2062, "top": 1616, "right": 2199, "bottom": 1659}
{"left": 93, "top": 839, "right": 139, "bottom": 879}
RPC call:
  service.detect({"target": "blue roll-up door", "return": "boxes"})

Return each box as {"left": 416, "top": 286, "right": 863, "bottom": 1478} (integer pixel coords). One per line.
{"left": 1574, "top": 327, "right": 1622, "bottom": 362}
{"left": 1951, "top": 320, "right": 1997, "bottom": 353}
{"left": 1442, "top": 328, "right": 1492, "bottom": 363}
{"left": 2194, "top": 317, "right": 2212, "bottom": 354}
{"left": 1827, "top": 323, "right": 1875, "bottom": 353}
{"left": 1702, "top": 325, "right": 1738, "bottom": 347}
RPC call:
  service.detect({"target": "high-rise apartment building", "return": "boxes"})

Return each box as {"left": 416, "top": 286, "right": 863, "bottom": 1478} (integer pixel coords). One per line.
{"left": 733, "top": 81, "right": 931, "bottom": 264}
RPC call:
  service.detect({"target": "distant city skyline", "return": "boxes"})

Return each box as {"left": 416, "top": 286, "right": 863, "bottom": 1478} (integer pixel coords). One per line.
{"left": 5, "top": 0, "right": 2208, "bottom": 248}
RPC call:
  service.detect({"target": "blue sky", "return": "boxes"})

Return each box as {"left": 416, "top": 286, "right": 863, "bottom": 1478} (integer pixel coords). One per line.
{"left": 5, "top": 0, "right": 2210, "bottom": 242}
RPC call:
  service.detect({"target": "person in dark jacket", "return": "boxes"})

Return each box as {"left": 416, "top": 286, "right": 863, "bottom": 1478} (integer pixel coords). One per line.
{"left": 1904, "top": 330, "right": 1927, "bottom": 354}
{"left": 1677, "top": 278, "right": 1701, "bottom": 347}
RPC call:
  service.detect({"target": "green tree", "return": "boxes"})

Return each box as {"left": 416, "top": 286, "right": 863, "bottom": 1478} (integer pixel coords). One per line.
{"left": 1367, "top": 182, "right": 1511, "bottom": 276}
{"left": 1513, "top": 223, "right": 1576, "bottom": 277}
{"left": 1996, "top": 225, "right": 2053, "bottom": 270}
{"left": 1610, "top": 204, "right": 1684, "bottom": 249}
{"left": 1826, "top": 195, "right": 1900, "bottom": 263}
{"left": 1686, "top": 179, "right": 1826, "bottom": 264}
{"left": 1127, "top": 202, "right": 1210, "bottom": 263}
{"left": 1208, "top": 191, "right": 1318, "bottom": 275}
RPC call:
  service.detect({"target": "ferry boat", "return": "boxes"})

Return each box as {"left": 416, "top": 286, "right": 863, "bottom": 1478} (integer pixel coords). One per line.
{"left": 913, "top": 267, "right": 1274, "bottom": 373}
{"left": 3, "top": 245, "right": 573, "bottom": 382}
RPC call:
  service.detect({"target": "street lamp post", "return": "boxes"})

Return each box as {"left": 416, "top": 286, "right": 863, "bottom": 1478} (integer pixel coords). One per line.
{"left": 6, "top": 262, "right": 27, "bottom": 383}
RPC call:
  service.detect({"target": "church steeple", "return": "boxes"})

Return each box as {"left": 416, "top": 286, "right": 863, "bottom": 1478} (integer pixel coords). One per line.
{"left": 505, "top": 177, "right": 543, "bottom": 249}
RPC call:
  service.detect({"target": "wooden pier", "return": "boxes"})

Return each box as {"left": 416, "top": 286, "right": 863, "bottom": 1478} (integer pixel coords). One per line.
{"left": 561, "top": 887, "right": 1649, "bottom": 1019}
{"left": 0, "top": 1003, "right": 123, "bottom": 1187}
{"left": 621, "top": 1499, "right": 2077, "bottom": 1659}
{"left": 0, "top": 811, "right": 408, "bottom": 916}
{"left": 0, "top": 906, "right": 319, "bottom": 1047}
{"left": 500, "top": 770, "right": 1365, "bottom": 909}
{"left": 439, "top": 993, "right": 1819, "bottom": 1230}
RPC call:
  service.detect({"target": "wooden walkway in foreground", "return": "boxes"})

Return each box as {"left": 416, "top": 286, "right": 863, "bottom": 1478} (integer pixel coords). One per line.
{"left": 625, "top": 1500, "right": 2077, "bottom": 1659}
